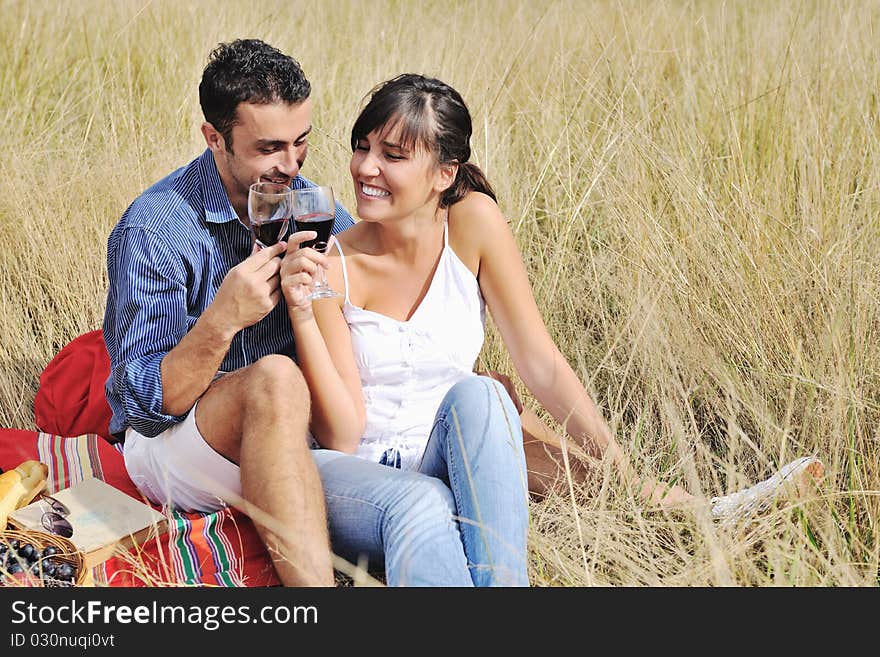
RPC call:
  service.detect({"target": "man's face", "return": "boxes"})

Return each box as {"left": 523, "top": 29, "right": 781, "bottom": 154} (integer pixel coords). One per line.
{"left": 206, "top": 98, "right": 312, "bottom": 220}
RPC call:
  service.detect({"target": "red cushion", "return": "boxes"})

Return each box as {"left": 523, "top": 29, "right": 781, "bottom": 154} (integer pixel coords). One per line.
{"left": 33, "top": 330, "right": 114, "bottom": 442}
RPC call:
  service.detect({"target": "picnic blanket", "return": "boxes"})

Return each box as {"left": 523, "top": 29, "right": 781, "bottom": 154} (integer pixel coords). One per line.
{"left": 0, "top": 429, "right": 278, "bottom": 586}
{"left": 3, "top": 330, "right": 279, "bottom": 587}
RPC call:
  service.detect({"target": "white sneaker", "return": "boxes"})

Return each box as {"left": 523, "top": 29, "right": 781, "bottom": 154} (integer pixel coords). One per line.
{"left": 710, "top": 456, "right": 824, "bottom": 524}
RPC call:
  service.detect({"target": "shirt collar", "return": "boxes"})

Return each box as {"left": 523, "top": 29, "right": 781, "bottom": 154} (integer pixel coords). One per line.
{"left": 197, "top": 148, "right": 241, "bottom": 225}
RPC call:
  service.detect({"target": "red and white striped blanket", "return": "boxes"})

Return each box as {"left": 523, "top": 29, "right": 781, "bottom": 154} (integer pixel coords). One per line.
{"left": 0, "top": 429, "right": 278, "bottom": 587}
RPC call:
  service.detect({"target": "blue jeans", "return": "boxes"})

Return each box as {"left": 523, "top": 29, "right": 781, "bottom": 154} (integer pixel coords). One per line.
{"left": 314, "top": 376, "right": 529, "bottom": 586}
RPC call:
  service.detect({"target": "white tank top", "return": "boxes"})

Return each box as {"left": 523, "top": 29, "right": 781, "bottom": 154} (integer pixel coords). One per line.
{"left": 335, "top": 220, "right": 485, "bottom": 470}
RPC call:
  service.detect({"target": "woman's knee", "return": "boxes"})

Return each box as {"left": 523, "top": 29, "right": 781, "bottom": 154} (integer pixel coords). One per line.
{"left": 443, "top": 376, "right": 523, "bottom": 440}
{"left": 449, "top": 375, "right": 519, "bottom": 409}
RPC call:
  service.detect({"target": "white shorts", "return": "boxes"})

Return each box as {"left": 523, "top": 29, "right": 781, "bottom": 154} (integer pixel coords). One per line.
{"left": 123, "top": 401, "right": 242, "bottom": 513}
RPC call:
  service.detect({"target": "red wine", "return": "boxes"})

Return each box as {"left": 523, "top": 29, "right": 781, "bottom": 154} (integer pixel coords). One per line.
{"left": 294, "top": 213, "right": 334, "bottom": 252}
{"left": 253, "top": 218, "right": 289, "bottom": 247}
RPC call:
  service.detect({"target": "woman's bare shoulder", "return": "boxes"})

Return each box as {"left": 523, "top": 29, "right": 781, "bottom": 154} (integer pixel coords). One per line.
{"left": 447, "top": 192, "right": 512, "bottom": 273}
{"left": 450, "top": 191, "right": 510, "bottom": 231}
{"left": 449, "top": 191, "right": 503, "bottom": 218}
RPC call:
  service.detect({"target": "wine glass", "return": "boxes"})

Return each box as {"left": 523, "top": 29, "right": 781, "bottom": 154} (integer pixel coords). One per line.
{"left": 248, "top": 182, "right": 291, "bottom": 249}
{"left": 290, "top": 185, "right": 340, "bottom": 300}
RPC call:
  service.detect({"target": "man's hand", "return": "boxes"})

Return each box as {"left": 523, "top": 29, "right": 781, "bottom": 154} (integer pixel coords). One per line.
{"left": 210, "top": 241, "right": 287, "bottom": 333}
{"left": 280, "top": 230, "right": 326, "bottom": 313}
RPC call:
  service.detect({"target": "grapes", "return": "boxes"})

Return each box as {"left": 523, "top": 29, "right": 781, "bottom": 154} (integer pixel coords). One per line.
{"left": 41, "top": 559, "right": 58, "bottom": 578}
{"left": 0, "top": 538, "right": 78, "bottom": 587}
{"left": 55, "top": 563, "right": 74, "bottom": 581}
{"left": 19, "top": 543, "right": 36, "bottom": 562}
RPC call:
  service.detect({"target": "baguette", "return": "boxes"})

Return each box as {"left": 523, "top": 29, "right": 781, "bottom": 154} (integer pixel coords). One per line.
{"left": 0, "top": 460, "right": 49, "bottom": 528}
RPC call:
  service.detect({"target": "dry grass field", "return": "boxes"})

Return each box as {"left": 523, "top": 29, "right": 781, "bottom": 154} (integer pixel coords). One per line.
{"left": 1, "top": 0, "right": 878, "bottom": 586}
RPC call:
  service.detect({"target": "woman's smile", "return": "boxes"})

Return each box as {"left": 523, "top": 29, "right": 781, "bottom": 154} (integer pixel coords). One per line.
{"left": 359, "top": 183, "right": 390, "bottom": 199}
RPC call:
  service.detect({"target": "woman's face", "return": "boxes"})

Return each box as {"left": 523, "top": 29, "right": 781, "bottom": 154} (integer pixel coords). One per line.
{"left": 349, "top": 121, "right": 451, "bottom": 223}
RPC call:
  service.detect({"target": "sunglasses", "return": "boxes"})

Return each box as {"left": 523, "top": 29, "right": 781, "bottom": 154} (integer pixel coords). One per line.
{"left": 40, "top": 496, "right": 73, "bottom": 538}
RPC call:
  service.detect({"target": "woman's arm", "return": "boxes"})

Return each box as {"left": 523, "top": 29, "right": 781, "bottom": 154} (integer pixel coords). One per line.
{"left": 454, "top": 194, "right": 635, "bottom": 480}
{"left": 281, "top": 242, "right": 366, "bottom": 453}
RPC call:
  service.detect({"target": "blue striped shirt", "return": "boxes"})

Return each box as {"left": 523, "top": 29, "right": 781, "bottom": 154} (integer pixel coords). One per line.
{"left": 102, "top": 148, "right": 354, "bottom": 439}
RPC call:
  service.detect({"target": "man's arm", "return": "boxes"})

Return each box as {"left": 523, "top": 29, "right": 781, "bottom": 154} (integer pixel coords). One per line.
{"left": 160, "top": 240, "right": 288, "bottom": 416}
{"left": 107, "top": 225, "right": 195, "bottom": 437}
{"left": 107, "top": 225, "right": 287, "bottom": 436}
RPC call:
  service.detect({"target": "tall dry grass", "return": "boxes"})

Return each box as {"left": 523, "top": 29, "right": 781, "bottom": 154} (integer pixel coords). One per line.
{"left": 1, "top": 0, "right": 877, "bottom": 586}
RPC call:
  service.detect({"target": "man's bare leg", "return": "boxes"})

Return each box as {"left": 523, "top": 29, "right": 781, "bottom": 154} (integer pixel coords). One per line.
{"left": 195, "top": 355, "right": 333, "bottom": 586}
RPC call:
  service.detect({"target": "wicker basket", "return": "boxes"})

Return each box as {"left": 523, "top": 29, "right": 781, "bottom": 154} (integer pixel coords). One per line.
{"left": 0, "top": 528, "right": 90, "bottom": 587}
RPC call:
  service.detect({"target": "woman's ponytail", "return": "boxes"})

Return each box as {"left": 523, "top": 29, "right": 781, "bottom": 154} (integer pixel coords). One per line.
{"left": 442, "top": 161, "right": 496, "bottom": 207}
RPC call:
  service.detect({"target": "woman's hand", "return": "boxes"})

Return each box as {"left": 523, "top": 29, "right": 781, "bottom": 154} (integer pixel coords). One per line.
{"left": 279, "top": 230, "right": 325, "bottom": 313}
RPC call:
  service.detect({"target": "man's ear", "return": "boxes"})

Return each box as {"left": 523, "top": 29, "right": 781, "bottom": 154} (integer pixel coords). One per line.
{"left": 201, "top": 122, "right": 225, "bottom": 152}
{"left": 435, "top": 162, "right": 458, "bottom": 194}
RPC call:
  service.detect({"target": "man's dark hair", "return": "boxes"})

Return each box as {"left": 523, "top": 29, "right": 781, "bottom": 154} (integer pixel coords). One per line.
{"left": 199, "top": 39, "right": 311, "bottom": 151}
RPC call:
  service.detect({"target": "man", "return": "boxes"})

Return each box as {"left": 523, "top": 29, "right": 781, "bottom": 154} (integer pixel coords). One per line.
{"left": 103, "top": 39, "right": 350, "bottom": 586}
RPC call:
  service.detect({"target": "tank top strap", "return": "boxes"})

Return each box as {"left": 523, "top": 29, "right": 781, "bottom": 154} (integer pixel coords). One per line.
{"left": 332, "top": 238, "right": 351, "bottom": 303}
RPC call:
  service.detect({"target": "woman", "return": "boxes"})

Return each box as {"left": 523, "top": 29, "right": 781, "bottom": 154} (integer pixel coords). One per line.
{"left": 282, "top": 74, "right": 822, "bottom": 582}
